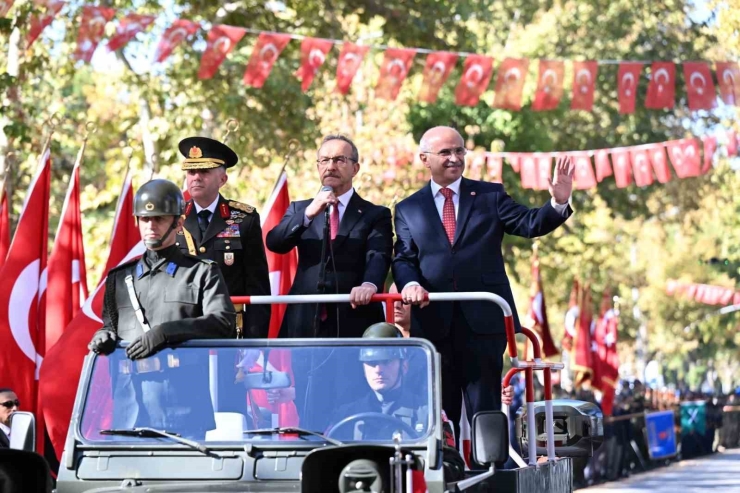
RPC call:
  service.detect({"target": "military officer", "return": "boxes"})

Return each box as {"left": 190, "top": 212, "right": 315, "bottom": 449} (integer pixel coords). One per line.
{"left": 177, "top": 136, "right": 271, "bottom": 339}
{"left": 88, "top": 179, "right": 236, "bottom": 435}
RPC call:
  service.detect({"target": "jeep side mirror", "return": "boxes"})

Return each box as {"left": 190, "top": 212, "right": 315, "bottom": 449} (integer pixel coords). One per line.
{"left": 456, "top": 411, "right": 509, "bottom": 491}
{"left": 9, "top": 411, "right": 36, "bottom": 452}
{"left": 242, "top": 370, "right": 291, "bottom": 390}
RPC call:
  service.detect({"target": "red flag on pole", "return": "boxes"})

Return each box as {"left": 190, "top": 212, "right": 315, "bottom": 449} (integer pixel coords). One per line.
{"left": 335, "top": 42, "right": 369, "bottom": 95}
{"left": 645, "top": 62, "right": 675, "bottom": 109}
{"left": 154, "top": 19, "right": 201, "bottom": 63}
{"left": 260, "top": 171, "right": 297, "bottom": 339}
{"left": 532, "top": 60, "right": 565, "bottom": 111}
{"left": 197, "top": 25, "right": 247, "bottom": 80}
{"left": 683, "top": 62, "right": 717, "bottom": 111}
{"left": 294, "top": 37, "right": 333, "bottom": 92}
{"left": 419, "top": 51, "right": 458, "bottom": 103}
{"left": 617, "top": 62, "right": 643, "bottom": 114}
{"left": 375, "top": 48, "right": 416, "bottom": 101}
{"left": 527, "top": 247, "right": 559, "bottom": 357}
{"left": 45, "top": 148, "right": 88, "bottom": 352}
{"left": 243, "top": 33, "right": 292, "bottom": 88}
{"left": 27, "top": 1, "right": 65, "bottom": 49}
{"left": 594, "top": 149, "right": 612, "bottom": 182}
{"left": 611, "top": 149, "right": 632, "bottom": 188}
{"left": 715, "top": 62, "right": 739, "bottom": 106}
{"left": 493, "top": 58, "right": 529, "bottom": 111}
{"left": 571, "top": 61, "right": 598, "bottom": 111}
{"left": 40, "top": 169, "right": 144, "bottom": 459}
{"left": 74, "top": 5, "right": 116, "bottom": 63}
{"left": 0, "top": 176, "right": 10, "bottom": 268}
{"left": 106, "top": 13, "right": 155, "bottom": 52}
{"left": 454, "top": 55, "right": 493, "bottom": 107}
{"left": 629, "top": 147, "right": 654, "bottom": 187}
{"left": 0, "top": 146, "right": 51, "bottom": 452}
{"left": 519, "top": 153, "right": 537, "bottom": 189}
{"left": 572, "top": 152, "right": 596, "bottom": 189}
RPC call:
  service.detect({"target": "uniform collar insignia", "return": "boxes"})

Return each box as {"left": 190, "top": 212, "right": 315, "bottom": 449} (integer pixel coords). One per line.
{"left": 136, "top": 263, "right": 144, "bottom": 279}
{"left": 166, "top": 262, "right": 178, "bottom": 277}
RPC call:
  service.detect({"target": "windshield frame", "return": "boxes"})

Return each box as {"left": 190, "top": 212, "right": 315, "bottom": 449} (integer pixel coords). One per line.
{"left": 73, "top": 337, "right": 441, "bottom": 451}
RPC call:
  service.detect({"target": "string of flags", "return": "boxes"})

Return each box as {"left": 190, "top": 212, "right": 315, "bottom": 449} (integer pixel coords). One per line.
{"left": 666, "top": 279, "right": 740, "bottom": 307}
{"left": 9, "top": 2, "right": 740, "bottom": 113}
{"left": 463, "top": 130, "right": 736, "bottom": 190}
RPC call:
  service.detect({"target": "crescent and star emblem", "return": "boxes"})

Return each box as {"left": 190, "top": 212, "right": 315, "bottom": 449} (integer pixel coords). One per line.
{"left": 541, "top": 69, "right": 558, "bottom": 93}
{"left": 654, "top": 68, "right": 670, "bottom": 93}
{"left": 621, "top": 72, "right": 635, "bottom": 97}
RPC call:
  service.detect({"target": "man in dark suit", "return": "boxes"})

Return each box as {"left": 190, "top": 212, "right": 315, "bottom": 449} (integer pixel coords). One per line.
{"left": 392, "top": 126, "right": 574, "bottom": 439}
{"left": 177, "top": 136, "right": 271, "bottom": 339}
{"left": 266, "top": 135, "right": 392, "bottom": 430}
{"left": 0, "top": 388, "right": 19, "bottom": 448}
{"left": 266, "top": 135, "right": 393, "bottom": 339}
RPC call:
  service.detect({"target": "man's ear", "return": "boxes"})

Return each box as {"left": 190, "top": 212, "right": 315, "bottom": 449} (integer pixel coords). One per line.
{"left": 219, "top": 168, "right": 228, "bottom": 188}
{"left": 352, "top": 161, "right": 360, "bottom": 178}
{"left": 419, "top": 153, "right": 430, "bottom": 169}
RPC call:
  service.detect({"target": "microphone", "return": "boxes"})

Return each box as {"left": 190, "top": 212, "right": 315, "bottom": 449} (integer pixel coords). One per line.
{"left": 320, "top": 185, "right": 333, "bottom": 221}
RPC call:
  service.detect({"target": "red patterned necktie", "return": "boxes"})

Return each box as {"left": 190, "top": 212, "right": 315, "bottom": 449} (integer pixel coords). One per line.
{"left": 330, "top": 204, "right": 340, "bottom": 240}
{"left": 439, "top": 187, "right": 456, "bottom": 244}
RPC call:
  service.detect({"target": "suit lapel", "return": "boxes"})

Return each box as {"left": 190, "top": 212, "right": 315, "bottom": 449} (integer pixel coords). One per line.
{"left": 201, "top": 196, "right": 228, "bottom": 245}
{"left": 333, "top": 192, "right": 364, "bottom": 250}
{"left": 184, "top": 201, "right": 202, "bottom": 245}
{"left": 419, "top": 183, "right": 450, "bottom": 246}
{"left": 454, "top": 178, "right": 476, "bottom": 246}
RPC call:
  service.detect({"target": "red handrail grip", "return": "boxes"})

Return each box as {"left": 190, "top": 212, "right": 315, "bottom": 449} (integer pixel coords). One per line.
{"left": 544, "top": 368, "right": 552, "bottom": 401}
{"left": 519, "top": 327, "right": 542, "bottom": 360}
{"left": 503, "top": 367, "right": 523, "bottom": 387}
{"left": 232, "top": 296, "right": 251, "bottom": 304}
{"left": 525, "top": 368, "right": 535, "bottom": 403}
{"left": 504, "top": 316, "right": 517, "bottom": 358}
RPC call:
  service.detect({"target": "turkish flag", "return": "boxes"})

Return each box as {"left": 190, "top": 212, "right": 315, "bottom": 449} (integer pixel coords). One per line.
{"left": 74, "top": 5, "right": 116, "bottom": 63}
{"left": 40, "top": 170, "right": 144, "bottom": 459}
{"left": 528, "top": 249, "right": 559, "bottom": 357}
{"left": 617, "top": 62, "right": 643, "bottom": 114}
{"left": 465, "top": 152, "right": 486, "bottom": 181}
{"left": 487, "top": 154, "right": 503, "bottom": 183}
{"left": 571, "top": 61, "right": 598, "bottom": 111}
{"left": 493, "top": 58, "right": 529, "bottom": 110}
{"left": 648, "top": 144, "right": 672, "bottom": 183}
{"left": 572, "top": 152, "right": 596, "bottom": 189}
{"left": 572, "top": 285, "right": 594, "bottom": 387}
{"left": 715, "top": 62, "right": 739, "bottom": 106}
{"left": 727, "top": 130, "right": 738, "bottom": 157}
{"left": 668, "top": 138, "right": 701, "bottom": 178}
{"left": 532, "top": 60, "right": 565, "bottom": 111}
{"left": 0, "top": 0, "right": 14, "bottom": 16}
{"left": 260, "top": 171, "right": 297, "bottom": 339}
{"left": 155, "top": 19, "right": 201, "bottom": 63}
{"left": 0, "top": 147, "right": 51, "bottom": 453}
{"left": 107, "top": 13, "right": 155, "bottom": 52}
{"left": 683, "top": 62, "right": 717, "bottom": 111}
{"left": 294, "top": 37, "right": 333, "bottom": 92}
{"left": 701, "top": 135, "right": 717, "bottom": 174}
{"left": 595, "top": 149, "right": 612, "bottom": 182}
{"left": 0, "top": 180, "right": 9, "bottom": 268}
{"left": 243, "top": 33, "right": 292, "bottom": 88}
{"left": 198, "top": 25, "right": 247, "bottom": 80}
{"left": 645, "top": 62, "right": 675, "bottom": 109}
{"left": 375, "top": 48, "right": 417, "bottom": 100}
{"left": 611, "top": 149, "right": 632, "bottom": 188}
{"left": 419, "top": 51, "right": 458, "bottom": 103}
{"left": 629, "top": 148, "right": 654, "bottom": 187}
{"left": 535, "top": 154, "right": 552, "bottom": 190}
{"left": 335, "top": 42, "right": 369, "bottom": 95}
{"left": 27, "top": 1, "right": 65, "bottom": 49}
{"left": 46, "top": 152, "right": 88, "bottom": 352}
{"left": 519, "top": 153, "right": 537, "bottom": 189}
{"left": 507, "top": 153, "right": 521, "bottom": 173}
{"left": 454, "top": 55, "right": 493, "bottom": 107}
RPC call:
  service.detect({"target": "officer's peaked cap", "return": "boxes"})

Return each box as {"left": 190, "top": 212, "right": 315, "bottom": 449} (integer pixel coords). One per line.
{"left": 179, "top": 136, "right": 238, "bottom": 170}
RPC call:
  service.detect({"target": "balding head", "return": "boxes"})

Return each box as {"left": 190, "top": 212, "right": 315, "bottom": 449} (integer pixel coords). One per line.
{"left": 419, "top": 126, "right": 463, "bottom": 152}
{"left": 419, "top": 126, "right": 466, "bottom": 187}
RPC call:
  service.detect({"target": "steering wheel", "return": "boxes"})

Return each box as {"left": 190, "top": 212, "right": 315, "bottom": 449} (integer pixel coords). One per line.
{"left": 325, "top": 412, "right": 420, "bottom": 440}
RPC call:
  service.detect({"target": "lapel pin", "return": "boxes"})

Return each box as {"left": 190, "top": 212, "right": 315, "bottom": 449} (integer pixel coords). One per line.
{"left": 470, "top": 191, "right": 476, "bottom": 196}
{"left": 358, "top": 209, "right": 362, "bottom": 213}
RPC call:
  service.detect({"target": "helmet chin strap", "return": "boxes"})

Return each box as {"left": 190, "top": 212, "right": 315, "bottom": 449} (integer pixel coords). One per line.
{"left": 141, "top": 217, "right": 180, "bottom": 249}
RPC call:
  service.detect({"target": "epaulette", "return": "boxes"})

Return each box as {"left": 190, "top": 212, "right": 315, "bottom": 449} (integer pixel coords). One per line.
{"left": 182, "top": 252, "right": 215, "bottom": 265}
{"left": 108, "top": 255, "right": 142, "bottom": 274}
{"left": 229, "top": 200, "right": 255, "bottom": 214}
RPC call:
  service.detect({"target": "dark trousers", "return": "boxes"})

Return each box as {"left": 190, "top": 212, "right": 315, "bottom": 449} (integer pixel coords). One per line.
{"left": 436, "top": 304, "right": 508, "bottom": 444}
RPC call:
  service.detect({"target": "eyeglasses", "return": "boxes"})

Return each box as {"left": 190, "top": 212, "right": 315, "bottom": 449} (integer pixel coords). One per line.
{"left": 317, "top": 155, "right": 356, "bottom": 166}
{"left": 0, "top": 399, "right": 19, "bottom": 409}
{"left": 423, "top": 147, "right": 467, "bottom": 158}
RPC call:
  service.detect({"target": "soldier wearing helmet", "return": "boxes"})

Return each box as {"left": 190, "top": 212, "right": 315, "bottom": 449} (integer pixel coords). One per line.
{"left": 88, "top": 179, "right": 236, "bottom": 436}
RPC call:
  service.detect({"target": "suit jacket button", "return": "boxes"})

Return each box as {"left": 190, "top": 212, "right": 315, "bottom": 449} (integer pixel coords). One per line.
{"left": 176, "top": 242, "right": 180, "bottom": 246}
{"left": 225, "top": 246, "right": 231, "bottom": 250}
{"left": 199, "top": 246, "right": 206, "bottom": 253}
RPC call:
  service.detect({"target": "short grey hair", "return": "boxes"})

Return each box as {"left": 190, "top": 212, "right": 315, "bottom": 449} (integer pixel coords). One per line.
{"left": 320, "top": 134, "right": 359, "bottom": 162}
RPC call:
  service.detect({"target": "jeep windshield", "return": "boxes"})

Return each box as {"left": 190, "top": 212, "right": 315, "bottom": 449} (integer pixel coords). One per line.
{"left": 78, "top": 339, "right": 435, "bottom": 447}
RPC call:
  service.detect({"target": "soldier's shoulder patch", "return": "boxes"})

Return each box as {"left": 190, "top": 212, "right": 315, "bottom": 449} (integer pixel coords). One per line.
{"left": 229, "top": 200, "right": 255, "bottom": 214}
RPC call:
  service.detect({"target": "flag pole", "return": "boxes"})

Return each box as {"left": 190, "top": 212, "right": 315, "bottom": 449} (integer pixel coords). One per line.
{"left": 263, "top": 138, "right": 300, "bottom": 212}
{"left": 40, "top": 113, "right": 61, "bottom": 158}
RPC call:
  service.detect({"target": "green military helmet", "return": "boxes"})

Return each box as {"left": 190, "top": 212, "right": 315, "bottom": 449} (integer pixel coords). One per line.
{"left": 134, "top": 179, "right": 185, "bottom": 217}
{"left": 359, "top": 322, "right": 405, "bottom": 362}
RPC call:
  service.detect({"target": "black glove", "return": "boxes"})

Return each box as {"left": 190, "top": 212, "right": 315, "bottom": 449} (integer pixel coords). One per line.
{"left": 126, "top": 327, "right": 167, "bottom": 360}
{"left": 88, "top": 330, "right": 117, "bottom": 355}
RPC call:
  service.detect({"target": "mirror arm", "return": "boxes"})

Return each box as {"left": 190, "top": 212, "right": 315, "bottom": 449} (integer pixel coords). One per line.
{"left": 454, "top": 464, "right": 495, "bottom": 491}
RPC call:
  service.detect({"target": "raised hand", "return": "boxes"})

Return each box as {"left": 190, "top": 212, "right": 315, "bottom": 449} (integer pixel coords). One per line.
{"left": 548, "top": 155, "right": 575, "bottom": 205}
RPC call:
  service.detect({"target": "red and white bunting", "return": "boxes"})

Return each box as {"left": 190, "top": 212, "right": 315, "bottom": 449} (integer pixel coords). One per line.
{"left": 519, "top": 153, "right": 537, "bottom": 189}
{"left": 155, "top": 19, "right": 201, "bottom": 63}
{"left": 532, "top": 60, "right": 565, "bottom": 111}
{"left": 629, "top": 147, "right": 654, "bottom": 187}
{"left": 645, "top": 61, "right": 675, "bottom": 109}
{"left": 617, "top": 62, "right": 643, "bottom": 114}
{"left": 595, "top": 149, "right": 612, "bottom": 182}
{"left": 572, "top": 152, "right": 596, "bottom": 189}
{"left": 419, "top": 51, "right": 458, "bottom": 103}
{"left": 454, "top": 55, "right": 493, "bottom": 107}
{"left": 648, "top": 144, "right": 672, "bottom": 183}
{"left": 294, "top": 37, "right": 333, "bottom": 92}
{"left": 335, "top": 42, "right": 369, "bottom": 95}
{"left": 375, "top": 48, "right": 417, "bottom": 101}
{"left": 74, "top": 5, "right": 116, "bottom": 63}
{"left": 198, "top": 25, "right": 246, "bottom": 80}
{"left": 27, "top": 1, "right": 65, "bottom": 49}
{"left": 243, "top": 32, "right": 292, "bottom": 88}
{"left": 493, "top": 58, "right": 529, "bottom": 111}
{"left": 683, "top": 62, "right": 717, "bottom": 111}
{"left": 107, "top": 13, "right": 155, "bottom": 52}
{"left": 571, "top": 61, "right": 598, "bottom": 111}
{"left": 610, "top": 149, "right": 632, "bottom": 188}
{"left": 715, "top": 62, "right": 739, "bottom": 106}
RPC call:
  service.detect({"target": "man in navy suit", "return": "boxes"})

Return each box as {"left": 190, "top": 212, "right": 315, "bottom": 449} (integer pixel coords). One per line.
{"left": 392, "top": 126, "right": 574, "bottom": 439}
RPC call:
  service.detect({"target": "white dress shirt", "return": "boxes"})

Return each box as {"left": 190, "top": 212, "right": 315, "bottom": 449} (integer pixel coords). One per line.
{"left": 0, "top": 421, "right": 10, "bottom": 440}
{"left": 193, "top": 195, "right": 220, "bottom": 217}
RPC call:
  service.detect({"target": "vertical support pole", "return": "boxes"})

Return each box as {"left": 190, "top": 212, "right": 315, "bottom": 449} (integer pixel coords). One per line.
{"left": 209, "top": 350, "right": 219, "bottom": 412}
{"left": 526, "top": 368, "right": 537, "bottom": 466}
{"left": 544, "top": 368, "right": 556, "bottom": 461}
